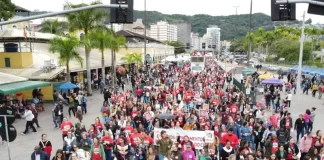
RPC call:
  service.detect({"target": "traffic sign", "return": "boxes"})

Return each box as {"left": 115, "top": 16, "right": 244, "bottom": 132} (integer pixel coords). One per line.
{"left": 0, "top": 124, "right": 17, "bottom": 142}
{"left": 0, "top": 107, "right": 16, "bottom": 125}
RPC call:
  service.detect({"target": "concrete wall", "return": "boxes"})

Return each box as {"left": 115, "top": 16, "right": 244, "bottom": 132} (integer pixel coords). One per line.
{"left": 20, "top": 84, "right": 54, "bottom": 101}
{"left": 0, "top": 52, "right": 33, "bottom": 68}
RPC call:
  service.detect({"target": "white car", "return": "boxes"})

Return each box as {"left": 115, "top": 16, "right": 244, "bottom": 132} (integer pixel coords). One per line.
{"left": 268, "top": 65, "right": 278, "bottom": 71}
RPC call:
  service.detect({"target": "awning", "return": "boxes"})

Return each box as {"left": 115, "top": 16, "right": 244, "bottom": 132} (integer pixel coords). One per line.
{"left": 0, "top": 81, "right": 51, "bottom": 95}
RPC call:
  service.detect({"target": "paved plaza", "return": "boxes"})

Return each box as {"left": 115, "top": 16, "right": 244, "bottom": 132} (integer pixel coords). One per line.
{"left": 0, "top": 88, "right": 110, "bottom": 160}
{"left": 1, "top": 64, "right": 324, "bottom": 159}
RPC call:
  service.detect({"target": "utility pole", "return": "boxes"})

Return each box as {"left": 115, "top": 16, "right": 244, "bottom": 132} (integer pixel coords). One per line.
{"left": 0, "top": 115, "right": 15, "bottom": 160}
{"left": 144, "top": 0, "right": 147, "bottom": 61}
{"left": 247, "top": 0, "right": 253, "bottom": 65}
{"left": 111, "top": 23, "right": 115, "bottom": 89}
{"left": 296, "top": 11, "right": 306, "bottom": 94}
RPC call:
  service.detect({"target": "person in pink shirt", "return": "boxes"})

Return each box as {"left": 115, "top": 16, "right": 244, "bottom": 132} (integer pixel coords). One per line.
{"left": 269, "top": 111, "right": 280, "bottom": 129}
{"left": 304, "top": 109, "right": 311, "bottom": 132}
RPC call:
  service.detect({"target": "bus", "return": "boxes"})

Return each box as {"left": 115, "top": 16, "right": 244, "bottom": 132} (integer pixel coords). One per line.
{"left": 190, "top": 55, "right": 205, "bottom": 72}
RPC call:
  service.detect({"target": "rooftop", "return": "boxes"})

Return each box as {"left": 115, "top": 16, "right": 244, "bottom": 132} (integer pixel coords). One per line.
{"left": 0, "top": 72, "right": 27, "bottom": 85}
{"left": 15, "top": 6, "right": 31, "bottom": 12}
{"left": 116, "top": 30, "right": 161, "bottom": 44}
{"left": 0, "top": 28, "right": 61, "bottom": 42}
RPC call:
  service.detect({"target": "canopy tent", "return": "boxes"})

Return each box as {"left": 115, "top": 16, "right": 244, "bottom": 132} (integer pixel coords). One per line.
{"left": 0, "top": 81, "right": 51, "bottom": 95}
{"left": 241, "top": 68, "right": 256, "bottom": 74}
{"left": 258, "top": 74, "right": 272, "bottom": 80}
{"left": 262, "top": 78, "right": 284, "bottom": 85}
{"left": 57, "top": 82, "right": 78, "bottom": 90}
{"left": 309, "top": 69, "right": 324, "bottom": 76}
{"left": 289, "top": 65, "right": 298, "bottom": 72}
{"left": 302, "top": 66, "right": 317, "bottom": 74}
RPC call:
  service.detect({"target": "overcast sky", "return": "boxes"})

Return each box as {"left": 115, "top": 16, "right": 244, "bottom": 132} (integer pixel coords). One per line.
{"left": 12, "top": 0, "right": 324, "bottom": 24}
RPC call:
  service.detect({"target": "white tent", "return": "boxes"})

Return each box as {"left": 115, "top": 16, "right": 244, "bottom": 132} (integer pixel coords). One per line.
{"left": 0, "top": 28, "right": 61, "bottom": 40}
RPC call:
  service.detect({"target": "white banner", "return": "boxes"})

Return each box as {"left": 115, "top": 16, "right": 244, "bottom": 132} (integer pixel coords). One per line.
{"left": 153, "top": 128, "right": 214, "bottom": 149}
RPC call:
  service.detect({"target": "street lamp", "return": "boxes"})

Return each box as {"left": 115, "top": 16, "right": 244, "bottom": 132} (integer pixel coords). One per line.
{"left": 247, "top": 0, "right": 253, "bottom": 65}
{"left": 144, "top": 0, "right": 147, "bottom": 56}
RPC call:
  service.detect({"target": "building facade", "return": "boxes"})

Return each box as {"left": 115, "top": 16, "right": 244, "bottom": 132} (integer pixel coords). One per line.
{"left": 150, "top": 21, "right": 177, "bottom": 42}
{"left": 191, "top": 33, "right": 201, "bottom": 50}
{"left": 171, "top": 23, "right": 191, "bottom": 46}
{"left": 206, "top": 25, "right": 221, "bottom": 53}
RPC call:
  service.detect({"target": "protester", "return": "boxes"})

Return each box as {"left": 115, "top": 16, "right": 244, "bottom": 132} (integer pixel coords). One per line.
{"left": 31, "top": 145, "right": 50, "bottom": 160}
{"left": 22, "top": 107, "right": 37, "bottom": 135}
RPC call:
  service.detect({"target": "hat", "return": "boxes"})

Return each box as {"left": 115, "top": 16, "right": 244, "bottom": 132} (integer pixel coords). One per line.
{"left": 186, "top": 144, "right": 191, "bottom": 148}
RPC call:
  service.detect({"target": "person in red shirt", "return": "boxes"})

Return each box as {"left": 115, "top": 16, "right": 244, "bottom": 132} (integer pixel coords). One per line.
{"left": 270, "top": 135, "right": 279, "bottom": 154}
{"left": 118, "top": 92, "right": 126, "bottom": 104}
{"left": 91, "top": 137, "right": 105, "bottom": 160}
{"left": 101, "top": 131, "right": 114, "bottom": 160}
{"left": 60, "top": 117, "right": 74, "bottom": 140}
{"left": 221, "top": 128, "right": 239, "bottom": 149}
{"left": 177, "top": 135, "right": 195, "bottom": 152}
{"left": 94, "top": 117, "right": 104, "bottom": 133}
{"left": 130, "top": 129, "right": 143, "bottom": 148}
{"left": 142, "top": 133, "right": 154, "bottom": 147}
{"left": 124, "top": 121, "right": 134, "bottom": 135}
{"left": 229, "top": 104, "right": 239, "bottom": 119}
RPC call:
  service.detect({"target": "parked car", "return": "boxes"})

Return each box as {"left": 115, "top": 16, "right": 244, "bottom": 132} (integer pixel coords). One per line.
{"left": 268, "top": 65, "right": 279, "bottom": 71}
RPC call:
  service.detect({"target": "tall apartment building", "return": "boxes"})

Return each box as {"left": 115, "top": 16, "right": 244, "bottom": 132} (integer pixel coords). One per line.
{"left": 150, "top": 21, "right": 177, "bottom": 41}
{"left": 206, "top": 25, "right": 221, "bottom": 53}
{"left": 171, "top": 23, "right": 191, "bottom": 46}
{"left": 191, "top": 33, "right": 201, "bottom": 50}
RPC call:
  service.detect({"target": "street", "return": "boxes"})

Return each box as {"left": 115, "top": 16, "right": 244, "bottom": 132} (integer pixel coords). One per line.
{"left": 0, "top": 88, "right": 115, "bottom": 159}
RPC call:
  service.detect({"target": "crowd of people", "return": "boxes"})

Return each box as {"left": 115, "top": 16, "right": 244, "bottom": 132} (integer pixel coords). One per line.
{"left": 23, "top": 56, "right": 324, "bottom": 160}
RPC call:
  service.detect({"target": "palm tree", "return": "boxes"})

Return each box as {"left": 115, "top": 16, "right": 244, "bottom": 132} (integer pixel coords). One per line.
{"left": 131, "top": 53, "right": 143, "bottom": 67}
{"left": 110, "top": 35, "right": 127, "bottom": 87}
{"left": 263, "top": 31, "right": 275, "bottom": 55}
{"left": 121, "top": 53, "right": 143, "bottom": 73}
{"left": 39, "top": 19, "right": 67, "bottom": 35}
{"left": 120, "top": 53, "right": 135, "bottom": 72}
{"left": 65, "top": 1, "right": 107, "bottom": 95}
{"left": 49, "top": 35, "right": 83, "bottom": 82}
{"left": 87, "top": 27, "right": 114, "bottom": 82}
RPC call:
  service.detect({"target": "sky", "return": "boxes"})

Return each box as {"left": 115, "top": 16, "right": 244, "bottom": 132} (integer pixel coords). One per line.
{"left": 12, "top": 0, "right": 324, "bottom": 24}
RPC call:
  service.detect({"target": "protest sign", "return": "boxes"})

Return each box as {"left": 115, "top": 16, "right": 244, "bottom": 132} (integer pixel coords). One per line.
{"left": 199, "top": 109, "right": 209, "bottom": 119}
{"left": 153, "top": 128, "right": 214, "bottom": 149}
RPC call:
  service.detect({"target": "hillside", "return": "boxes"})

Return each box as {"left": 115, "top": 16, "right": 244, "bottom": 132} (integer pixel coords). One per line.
{"left": 134, "top": 10, "right": 301, "bottom": 40}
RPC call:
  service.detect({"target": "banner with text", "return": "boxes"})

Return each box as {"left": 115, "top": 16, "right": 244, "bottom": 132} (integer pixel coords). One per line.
{"left": 153, "top": 128, "right": 214, "bottom": 149}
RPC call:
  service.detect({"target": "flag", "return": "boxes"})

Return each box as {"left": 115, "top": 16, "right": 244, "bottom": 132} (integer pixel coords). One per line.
{"left": 23, "top": 28, "right": 28, "bottom": 39}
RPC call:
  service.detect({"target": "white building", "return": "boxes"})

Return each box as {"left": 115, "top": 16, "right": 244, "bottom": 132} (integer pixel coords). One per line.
{"left": 108, "top": 24, "right": 124, "bottom": 32}
{"left": 206, "top": 25, "right": 221, "bottom": 53}
{"left": 191, "top": 32, "right": 201, "bottom": 50}
{"left": 150, "top": 21, "right": 177, "bottom": 41}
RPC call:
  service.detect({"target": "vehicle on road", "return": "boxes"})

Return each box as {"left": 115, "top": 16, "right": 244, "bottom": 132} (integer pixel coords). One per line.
{"left": 267, "top": 65, "right": 279, "bottom": 71}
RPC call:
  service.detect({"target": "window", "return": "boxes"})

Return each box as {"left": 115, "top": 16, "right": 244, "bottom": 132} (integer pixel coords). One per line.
{"left": 4, "top": 58, "right": 10, "bottom": 67}
{"left": 191, "top": 57, "right": 204, "bottom": 62}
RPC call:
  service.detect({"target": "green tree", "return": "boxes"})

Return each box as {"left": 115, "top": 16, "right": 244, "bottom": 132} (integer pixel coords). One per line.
{"left": 39, "top": 19, "right": 68, "bottom": 35}
{"left": 229, "top": 37, "right": 245, "bottom": 52}
{"left": 86, "top": 27, "right": 114, "bottom": 82}
{"left": 0, "top": 0, "right": 15, "bottom": 30}
{"left": 65, "top": 1, "right": 108, "bottom": 95}
{"left": 121, "top": 53, "right": 143, "bottom": 72}
{"left": 49, "top": 35, "right": 83, "bottom": 82}
{"left": 263, "top": 31, "right": 275, "bottom": 55}
{"left": 163, "top": 41, "right": 185, "bottom": 54}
